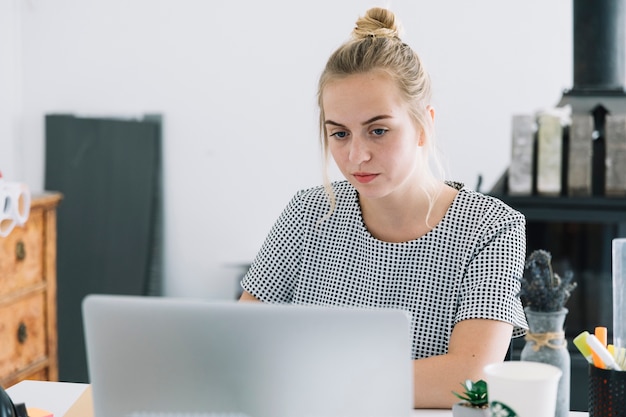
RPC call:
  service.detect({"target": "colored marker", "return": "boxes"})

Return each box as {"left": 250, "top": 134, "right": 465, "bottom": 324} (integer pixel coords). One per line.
{"left": 592, "top": 327, "right": 608, "bottom": 368}
{"left": 587, "top": 333, "right": 622, "bottom": 371}
{"left": 616, "top": 347, "right": 626, "bottom": 370}
{"left": 573, "top": 331, "right": 593, "bottom": 364}
{"left": 595, "top": 327, "right": 608, "bottom": 346}
{"left": 574, "top": 331, "right": 594, "bottom": 363}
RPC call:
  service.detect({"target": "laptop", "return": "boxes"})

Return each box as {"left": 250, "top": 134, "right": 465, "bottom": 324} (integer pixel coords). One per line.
{"left": 82, "top": 294, "right": 413, "bottom": 417}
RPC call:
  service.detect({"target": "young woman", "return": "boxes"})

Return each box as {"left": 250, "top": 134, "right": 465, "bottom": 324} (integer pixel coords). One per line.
{"left": 239, "top": 7, "right": 527, "bottom": 408}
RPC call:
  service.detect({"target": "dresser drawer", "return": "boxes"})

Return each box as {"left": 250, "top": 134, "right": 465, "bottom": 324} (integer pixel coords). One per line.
{"left": 1, "top": 367, "right": 50, "bottom": 390}
{"left": 0, "top": 292, "right": 47, "bottom": 379}
{"left": 0, "top": 209, "right": 45, "bottom": 297}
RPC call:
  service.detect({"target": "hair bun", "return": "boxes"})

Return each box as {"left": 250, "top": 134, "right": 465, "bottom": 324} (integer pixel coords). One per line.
{"left": 352, "top": 7, "right": 402, "bottom": 40}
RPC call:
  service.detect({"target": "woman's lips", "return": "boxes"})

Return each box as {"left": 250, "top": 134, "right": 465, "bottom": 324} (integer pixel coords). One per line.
{"left": 353, "top": 173, "right": 378, "bottom": 183}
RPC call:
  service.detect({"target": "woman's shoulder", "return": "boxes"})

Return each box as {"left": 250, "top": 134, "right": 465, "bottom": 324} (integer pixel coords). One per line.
{"left": 450, "top": 182, "right": 525, "bottom": 223}
{"left": 290, "top": 180, "right": 356, "bottom": 211}
{"left": 293, "top": 180, "right": 355, "bottom": 201}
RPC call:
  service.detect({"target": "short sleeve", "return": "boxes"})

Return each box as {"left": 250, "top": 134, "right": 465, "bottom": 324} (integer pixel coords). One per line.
{"left": 240, "top": 191, "right": 304, "bottom": 302}
{"left": 455, "top": 210, "right": 529, "bottom": 338}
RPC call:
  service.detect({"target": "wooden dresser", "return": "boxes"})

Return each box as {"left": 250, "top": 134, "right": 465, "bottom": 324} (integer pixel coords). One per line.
{"left": 0, "top": 192, "right": 62, "bottom": 388}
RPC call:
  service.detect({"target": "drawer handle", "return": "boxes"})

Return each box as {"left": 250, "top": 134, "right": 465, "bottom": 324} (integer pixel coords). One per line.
{"left": 15, "top": 240, "right": 26, "bottom": 261}
{"left": 17, "top": 322, "right": 28, "bottom": 344}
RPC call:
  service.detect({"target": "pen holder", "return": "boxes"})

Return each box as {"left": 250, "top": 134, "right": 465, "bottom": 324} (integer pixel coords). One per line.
{"left": 589, "top": 364, "right": 626, "bottom": 417}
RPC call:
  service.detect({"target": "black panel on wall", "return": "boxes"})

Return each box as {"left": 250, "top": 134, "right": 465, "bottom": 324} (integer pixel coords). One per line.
{"left": 44, "top": 114, "right": 162, "bottom": 383}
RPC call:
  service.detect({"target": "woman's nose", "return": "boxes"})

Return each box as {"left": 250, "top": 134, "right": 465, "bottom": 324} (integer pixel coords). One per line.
{"left": 348, "top": 136, "right": 371, "bottom": 163}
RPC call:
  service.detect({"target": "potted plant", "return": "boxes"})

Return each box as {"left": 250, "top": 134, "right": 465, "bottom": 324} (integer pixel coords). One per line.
{"left": 452, "top": 379, "right": 490, "bottom": 417}
{"left": 519, "top": 249, "right": 577, "bottom": 313}
{"left": 518, "top": 249, "right": 577, "bottom": 417}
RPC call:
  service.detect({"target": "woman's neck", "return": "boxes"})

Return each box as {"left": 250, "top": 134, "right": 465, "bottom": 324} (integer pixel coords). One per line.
{"left": 358, "top": 182, "right": 457, "bottom": 243}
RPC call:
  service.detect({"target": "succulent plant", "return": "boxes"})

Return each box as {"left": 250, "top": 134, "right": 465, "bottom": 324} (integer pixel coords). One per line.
{"left": 453, "top": 379, "right": 489, "bottom": 408}
{"left": 519, "top": 249, "right": 577, "bottom": 312}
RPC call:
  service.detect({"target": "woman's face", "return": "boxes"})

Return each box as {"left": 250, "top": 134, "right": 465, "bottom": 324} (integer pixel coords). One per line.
{"left": 322, "top": 71, "right": 428, "bottom": 201}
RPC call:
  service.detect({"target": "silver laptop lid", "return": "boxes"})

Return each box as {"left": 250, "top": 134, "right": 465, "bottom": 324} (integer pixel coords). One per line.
{"left": 82, "top": 294, "right": 413, "bottom": 417}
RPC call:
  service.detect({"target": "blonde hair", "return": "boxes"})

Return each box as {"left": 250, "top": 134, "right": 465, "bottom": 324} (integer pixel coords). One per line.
{"left": 317, "top": 7, "right": 444, "bottom": 218}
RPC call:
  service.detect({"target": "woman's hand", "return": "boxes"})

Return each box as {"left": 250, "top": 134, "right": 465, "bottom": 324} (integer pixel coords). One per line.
{"left": 239, "top": 290, "right": 260, "bottom": 302}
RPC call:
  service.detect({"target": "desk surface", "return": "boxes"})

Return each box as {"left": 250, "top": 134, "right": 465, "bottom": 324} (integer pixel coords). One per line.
{"left": 7, "top": 381, "right": 89, "bottom": 416}
{"left": 7, "top": 380, "right": 589, "bottom": 417}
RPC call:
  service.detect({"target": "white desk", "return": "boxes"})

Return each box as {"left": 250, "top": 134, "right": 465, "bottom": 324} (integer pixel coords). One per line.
{"left": 7, "top": 381, "right": 90, "bottom": 417}
{"left": 7, "top": 380, "right": 589, "bottom": 417}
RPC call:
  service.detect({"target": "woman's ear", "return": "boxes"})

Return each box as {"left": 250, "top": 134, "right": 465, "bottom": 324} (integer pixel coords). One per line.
{"left": 418, "top": 106, "right": 435, "bottom": 147}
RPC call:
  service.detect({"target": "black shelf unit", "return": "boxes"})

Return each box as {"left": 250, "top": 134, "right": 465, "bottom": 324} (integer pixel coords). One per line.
{"left": 495, "top": 195, "right": 626, "bottom": 225}
{"left": 492, "top": 194, "right": 626, "bottom": 412}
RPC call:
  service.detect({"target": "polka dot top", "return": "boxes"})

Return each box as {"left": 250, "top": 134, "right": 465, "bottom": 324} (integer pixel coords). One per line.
{"left": 241, "top": 180, "right": 528, "bottom": 359}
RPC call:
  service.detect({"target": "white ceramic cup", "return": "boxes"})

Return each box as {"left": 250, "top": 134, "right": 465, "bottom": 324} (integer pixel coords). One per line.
{"left": 0, "top": 179, "right": 31, "bottom": 237}
{"left": 484, "top": 361, "right": 562, "bottom": 417}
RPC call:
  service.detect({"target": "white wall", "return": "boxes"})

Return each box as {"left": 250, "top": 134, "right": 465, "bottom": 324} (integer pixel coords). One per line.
{"left": 7, "top": 0, "right": 572, "bottom": 298}
{"left": 0, "top": 0, "right": 22, "bottom": 180}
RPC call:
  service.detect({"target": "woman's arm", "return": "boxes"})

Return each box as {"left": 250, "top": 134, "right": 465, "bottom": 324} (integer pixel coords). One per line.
{"left": 412, "top": 318, "right": 513, "bottom": 409}
{"left": 240, "top": 293, "right": 512, "bottom": 409}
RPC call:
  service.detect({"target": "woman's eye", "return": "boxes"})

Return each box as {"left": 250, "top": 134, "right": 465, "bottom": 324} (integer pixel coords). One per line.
{"left": 330, "top": 131, "right": 348, "bottom": 139}
{"left": 371, "top": 128, "right": 388, "bottom": 136}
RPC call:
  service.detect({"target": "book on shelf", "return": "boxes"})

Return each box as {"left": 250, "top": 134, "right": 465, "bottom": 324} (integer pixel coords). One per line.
{"left": 508, "top": 114, "right": 535, "bottom": 196}
{"left": 605, "top": 114, "right": 626, "bottom": 197}
{"left": 536, "top": 112, "right": 563, "bottom": 196}
{"left": 567, "top": 114, "right": 593, "bottom": 197}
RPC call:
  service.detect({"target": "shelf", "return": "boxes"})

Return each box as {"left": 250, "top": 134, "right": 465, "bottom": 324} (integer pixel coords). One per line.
{"left": 491, "top": 195, "right": 626, "bottom": 223}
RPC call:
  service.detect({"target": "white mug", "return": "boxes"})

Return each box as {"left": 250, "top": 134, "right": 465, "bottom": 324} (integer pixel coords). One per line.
{"left": 484, "top": 361, "right": 562, "bottom": 417}
{"left": 0, "top": 179, "right": 31, "bottom": 238}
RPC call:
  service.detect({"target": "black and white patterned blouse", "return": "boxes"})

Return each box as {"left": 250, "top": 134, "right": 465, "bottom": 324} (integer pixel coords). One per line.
{"left": 241, "top": 180, "right": 528, "bottom": 359}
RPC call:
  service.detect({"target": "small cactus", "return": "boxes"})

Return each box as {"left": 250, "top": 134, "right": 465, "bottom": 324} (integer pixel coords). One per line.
{"left": 452, "top": 379, "right": 488, "bottom": 408}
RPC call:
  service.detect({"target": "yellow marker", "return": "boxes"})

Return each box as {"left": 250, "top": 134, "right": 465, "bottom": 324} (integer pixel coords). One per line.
{"left": 616, "top": 347, "right": 626, "bottom": 370}
{"left": 573, "top": 331, "right": 593, "bottom": 364}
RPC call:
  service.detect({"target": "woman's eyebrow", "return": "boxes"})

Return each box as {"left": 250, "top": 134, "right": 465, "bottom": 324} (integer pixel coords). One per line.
{"left": 362, "top": 115, "right": 392, "bottom": 125}
{"left": 325, "top": 115, "right": 392, "bottom": 127}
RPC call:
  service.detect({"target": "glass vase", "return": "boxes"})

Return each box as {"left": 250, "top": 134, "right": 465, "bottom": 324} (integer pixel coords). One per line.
{"left": 520, "top": 307, "right": 570, "bottom": 417}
